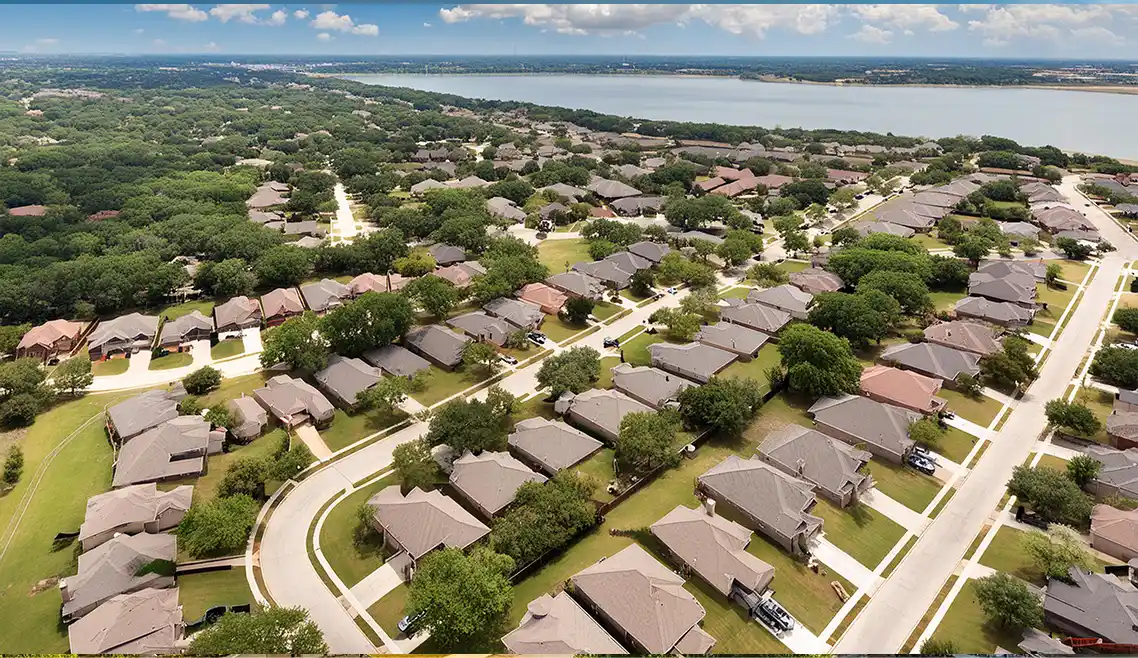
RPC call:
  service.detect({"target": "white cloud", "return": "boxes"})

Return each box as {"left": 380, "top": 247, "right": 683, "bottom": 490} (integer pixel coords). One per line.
{"left": 851, "top": 5, "right": 958, "bottom": 32}
{"left": 36, "top": 37, "right": 60, "bottom": 45}
{"left": 153, "top": 38, "right": 167, "bottom": 45}
{"left": 310, "top": 9, "right": 378, "bottom": 35}
{"left": 965, "top": 5, "right": 1115, "bottom": 46}
{"left": 266, "top": 9, "right": 287, "bottom": 25}
{"left": 849, "top": 23, "right": 892, "bottom": 43}
{"left": 1072, "top": 25, "right": 1124, "bottom": 45}
{"left": 135, "top": 4, "right": 208, "bottom": 22}
{"left": 209, "top": 4, "right": 269, "bottom": 23}
{"left": 316, "top": 31, "right": 333, "bottom": 41}
{"left": 423, "top": 21, "right": 432, "bottom": 28}
{"left": 293, "top": 9, "right": 309, "bottom": 19}
{"left": 134, "top": 27, "right": 146, "bottom": 34}
{"left": 692, "top": 5, "right": 839, "bottom": 37}
{"left": 204, "top": 41, "right": 220, "bottom": 50}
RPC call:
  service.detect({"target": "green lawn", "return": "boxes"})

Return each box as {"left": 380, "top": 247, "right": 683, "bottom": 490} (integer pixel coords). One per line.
{"left": 592, "top": 301, "right": 621, "bottom": 321}
{"left": 197, "top": 372, "right": 271, "bottom": 409}
{"left": 537, "top": 238, "right": 591, "bottom": 272}
{"left": 774, "top": 260, "right": 809, "bottom": 274}
{"left": 158, "top": 299, "right": 216, "bottom": 321}
{"left": 512, "top": 397, "right": 558, "bottom": 425}
{"left": 720, "top": 343, "right": 781, "bottom": 392}
{"left": 149, "top": 351, "right": 193, "bottom": 371}
{"left": 1036, "top": 453, "right": 1069, "bottom": 471}
{"left": 743, "top": 531, "right": 855, "bottom": 635}
{"left": 930, "top": 289, "right": 967, "bottom": 312}
{"left": 178, "top": 568, "right": 254, "bottom": 621}
{"left": 928, "top": 581, "right": 1032, "bottom": 654}
{"left": 368, "top": 583, "right": 410, "bottom": 638}
{"left": 91, "top": 358, "right": 130, "bottom": 376}
{"left": 939, "top": 389, "right": 1005, "bottom": 428}
{"left": 409, "top": 366, "right": 490, "bottom": 407}
{"left": 620, "top": 332, "right": 667, "bottom": 366}
{"left": 616, "top": 325, "right": 644, "bottom": 343}
{"left": 742, "top": 392, "right": 816, "bottom": 451}
{"left": 937, "top": 426, "right": 983, "bottom": 464}
{"left": 319, "top": 408, "right": 408, "bottom": 454}
{"left": 1030, "top": 283, "right": 1077, "bottom": 339}
{"left": 684, "top": 572, "right": 786, "bottom": 653}
{"left": 596, "top": 356, "right": 621, "bottom": 389}
{"left": 541, "top": 314, "right": 588, "bottom": 343}
{"left": 620, "top": 288, "right": 653, "bottom": 303}
{"left": 979, "top": 525, "right": 1117, "bottom": 587}
{"left": 812, "top": 499, "right": 907, "bottom": 569}
{"left": 210, "top": 339, "right": 245, "bottom": 360}
{"left": 1055, "top": 259, "right": 1093, "bottom": 285}
{"left": 866, "top": 459, "right": 944, "bottom": 513}
{"left": 913, "top": 232, "right": 954, "bottom": 251}
{"left": 719, "top": 286, "right": 753, "bottom": 301}
{"left": 571, "top": 448, "right": 617, "bottom": 503}
{"left": 320, "top": 473, "right": 398, "bottom": 587}
{"left": 187, "top": 429, "right": 286, "bottom": 504}
{"left": 1073, "top": 388, "right": 1116, "bottom": 445}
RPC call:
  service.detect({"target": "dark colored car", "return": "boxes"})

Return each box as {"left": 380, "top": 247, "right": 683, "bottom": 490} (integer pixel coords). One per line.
{"left": 755, "top": 597, "right": 795, "bottom": 632}
{"left": 603, "top": 337, "right": 619, "bottom": 348}
{"left": 911, "top": 445, "right": 938, "bottom": 466}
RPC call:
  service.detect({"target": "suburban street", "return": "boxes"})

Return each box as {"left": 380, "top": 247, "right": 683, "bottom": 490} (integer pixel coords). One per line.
{"left": 835, "top": 176, "right": 1138, "bottom": 652}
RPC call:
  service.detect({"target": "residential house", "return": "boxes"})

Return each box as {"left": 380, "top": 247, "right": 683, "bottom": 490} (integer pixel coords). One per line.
{"left": 314, "top": 355, "right": 383, "bottom": 409}
{"left": 570, "top": 544, "right": 715, "bottom": 655}
{"left": 879, "top": 342, "right": 982, "bottom": 384}
{"left": 547, "top": 271, "right": 604, "bottom": 300}
{"left": 809, "top": 394, "right": 920, "bottom": 464}
{"left": 953, "top": 296, "right": 1036, "bottom": 327}
{"left": 213, "top": 296, "right": 262, "bottom": 337}
{"left": 720, "top": 302, "right": 792, "bottom": 336}
{"left": 487, "top": 196, "right": 527, "bottom": 223}
{"left": 757, "top": 425, "right": 873, "bottom": 507}
{"left": 1118, "top": 390, "right": 1138, "bottom": 415}
{"left": 1022, "top": 182, "right": 1065, "bottom": 204}
{"left": 429, "top": 243, "right": 466, "bottom": 266}
{"left": 856, "top": 221, "right": 915, "bottom": 239}
{"left": 611, "top": 363, "right": 697, "bottom": 409}
{"left": 860, "top": 365, "right": 948, "bottom": 415}
{"left": 616, "top": 163, "right": 651, "bottom": 179}
{"left": 539, "top": 202, "right": 569, "bottom": 222}
{"left": 604, "top": 250, "right": 653, "bottom": 274}
{"left": 1108, "top": 410, "right": 1138, "bottom": 450}
{"left": 923, "top": 320, "right": 1002, "bottom": 356}
{"left": 1017, "top": 628, "right": 1074, "bottom": 656}
{"left": 977, "top": 259, "right": 1047, "bottom": 282}
{"left": 449, "top": 451, "right": 547, "bottom": 518}
{"left": 517, "top": 282, "right": 567, "bottom": 315}
{"left": 484, "top": 297, "right": 545, "bottom": 330}
{"left": 1043, "top": 567, "right": 1138, "bottom": 645}
{"left": 1001, "top": 222, "right": 1042, "bottom": 245}
{"left": 362, "top": 344, "right": 430, "bottom": 379}
{"left": 157, "top": 311, "right": 212, "bottom": 351}
{"left": 610, "top": 196, "right": 665, "bottom": 216}
{"left": 78, "top": 484, "right": 192, "bottom": 552}
{"left": 107, "top": 389, "right": 182, "bottom": 442}
{"left": 409, "top": 179, "right": 447, "bottom": 196}
{"left": 68, "top": 588, "right": 183, "bottom": 655}
{"left": 507, "top": 417, "right": 603, "bottom": 476}
{"left": 449, "top": 312, "right": 512, "bottom": 347}
{"left": 697, "top": 456, "right": 823, "bottom": 555}
{"left": 561, "top": 388, "right": 654, "bottom": 443}
{"left": 650, "top": 503, "right": 775, "bottom": 599}
{"left": 88, "top": 313, "right": 159, "bottom": 360}
{"left": 60, "top": 533, "right": 177, "bottom": 621}
{"left": 789, "top": 268, "right": 844, "bottom": 294}
{"left": 300, "top": 278, "right": 351, "bottom": 314}
{"left": 260, "top": 287, "right": 304, "bottom": 326}
{"left": 112, "top": 416, "right": 223, "bottom": 488}
{"left": 348, "top": 272, "right": 389, "bottom": 296}
{"left": 1085, "top": 445, "right": 1138, "bottom": 500}
{"left": 253, "top": 374, "right": 335, "bottom": 427}
{"left": 227, "top": 396, "right": 268, "bottom": 442}
{"left": 628, "top": 241, "right": 672, "bottom": 264}
{"left": 1091, "top": 505, "right": 1138, "bottom": 562}
{"left": 367, "top": 486, "right": 490, "bottom": 574}
{"left": 6, "top": 204, "right": 48, "bottom": 217}
{"left": 16, "top": 319, "right": 86, "bottom": 361}
{"left": 447, "top": 175, "right": 490, "bottom": 190}
{"left": 404, "top": 324, "right": 471, "bottom": 370}
{"left": 586, "top": 178, "right": 641, "bottom": 200}
{"left": 676, "top": 231, "right": 724, "bottom": 247}
{"left": 246, "top": 183, "right": 287, "bottom": 209}
{"left": 503, "top": 592, "right": 627, "bottom": 655}
{"left": 968, "top": 271, "right": 1038, "bottom": 307}
{"left": 1034, "top": 206, "right": 1095, "bottom": 234}
{"left": 539, "top": 183, "right": 587, "bottom": 201}
{"left": 647, "top": 342, "right": 736, "bottom": 385}
{"left": 747, "top": 284, "right": 814, "bottom": 320}
{"left": 572, "top": 260, "right": 634, "bottom": 290}
{"left": 434, "top": 262, "right": 484, "bottom": 288}
{"left": 282, "top": 221, "right": 326, "bottom": 238}
{"left": 827, "top": 168, "right": 869, "bottom": 185}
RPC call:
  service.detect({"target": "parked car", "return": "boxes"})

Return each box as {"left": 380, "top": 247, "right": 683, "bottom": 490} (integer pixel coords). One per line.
{"left": 730, "top": 587, "right": 762, "bottom": 613}
{"left": 906, "top": 453, "right": 936, "bottom": 475}
{"left": 939, "top": 410, "right": 956, "bottom": 420}
{"left": 1017, "top": 505, "right": 1050, "bottom": 530}
{"left": 499, "top": 354, "right": 518, "bottom": 365}
{"left": 603, "top": 337, "right": 619, "bottom": 348}
{"left": 911, "top": 445, "right": 938, "bottom": 466}
{"left": 1115, "top": 342, "right": 1138, "bottom": 351}
{"left": 527, "top": 331, "right": 547, "bottom": 345}
{"left": 666, "top": 287, "right": 677, "bottom": 295}
{"left": 755, "top": 597, "right": 795, "bottom": 632}
{"left": 398, "top": 611, "right": 424, "bottom": 634}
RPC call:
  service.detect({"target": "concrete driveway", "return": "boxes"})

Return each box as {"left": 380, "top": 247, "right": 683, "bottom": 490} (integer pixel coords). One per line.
{"left": 331, "top": 182, "right": 360, "bottom": 244}
{"left": 294, "top": 423, "right": 332, "bottom": 461}
{"left": 126, "top": 349, "right": 151, "bottom": 374}
{"left": 241, "top": 327, "right": 262, "bottom": 354}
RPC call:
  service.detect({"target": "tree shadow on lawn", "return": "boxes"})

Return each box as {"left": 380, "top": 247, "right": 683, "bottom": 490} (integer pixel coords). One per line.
{"left": 847, "top": 502, "right": 875, "bottom": 528}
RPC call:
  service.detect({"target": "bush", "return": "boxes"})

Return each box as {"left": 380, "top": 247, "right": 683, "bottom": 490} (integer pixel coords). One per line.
{"left": 177, "top": 494, "right": 259, "bottom": 558}
{"left": 2, "top": 446, "right": 23, "bottom": 487}
{"left": 1115, "top": 307, "right": 1138, "bottom": 334}
{"left": 973, "top": 572, "right": 1044, "bottom": 631}
{"left": 1007, "top": 465, "right": 1094, "bottom": 527}
{"left": 183, "top": 366, "right": 222, "bottom": 395}
{"left": 179, "top": 396, "right": 203, "bottom": 416}
{"left": 218, "top": 457, "right": 269, "bottom": 500}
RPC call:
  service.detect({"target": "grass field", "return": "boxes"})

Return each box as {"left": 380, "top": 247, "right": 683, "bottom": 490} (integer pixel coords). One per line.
{"left": 620, "top": 288, "right": 653, "bottom": 303}
{"left": 1029, "top": 283, "right": 1077, "bottom": 339}
{"left": 928, "top": 581, "right": 1033, "bottom": 654}
{"left": 368, "top": 583, "right": 410, "bottom": 638}
{"left": 319, "top": 473, "right": 398, "bottom": 587}
{"left": 979, "top": 525, "right": 1116, "bottom": 586}
{"left": 210, "top": 339, "right": 245, "bottom": 360}
{"left": 91, "top": 358, "right": 130, "bottom": 377}
{"left": 720, "top": 343, "right": 781, "bottom": 392}
{"left": 1073, "top": 387, "right": 1116, "bottom": 445}
{"left": 939, "top": 389, "right": 1004, "bottom": 428}
{"left": 572, "top": 448, "right": 617, "bottom": 503}
{"left": 158, "top": 299, "right": 216, "bottom": 321}
{"left": 620, "top": 332, "right": 667, "bottom": 366}
{"left": 536, "top": 238, "right": 591, "bottom": 272}
{"left": 409, "top": 366, "right": 490, "bottom": 407}
{"left": 1035, "top": 453, "right": 1069, "bottom": 471}
{"left": 719, "top": 286, "right": 753, "bottom": 300}
{"left": 178, "top": 568, "right": 254, "bottom": 621}
{"left": 937, "top": 426, "right": 983, "bottom": 464}
{"left": 866, "top": 459, "right": 944, "bottom": 513}
{"left": 149, "top": 351, "right": 193, "bottom": 371}
{"left": 930, "top": 289, "right": 968, "bottom": 312}
{"left": 591, "top": 301, "right": 621, "bottom": 321}
{"left": 774, "top": 260, "right": 810, "bottom": 274}
{"left": 596, "top": 356, "right": 621, "bottom": 389}
{"left": 541, "top": 314, "right": 588, "bottom": 343}
{"left": 319, "top": 408, "right": 408, "bottom": 453}
{"left": 812, "top": 499, "right": 907, "bottom": 568}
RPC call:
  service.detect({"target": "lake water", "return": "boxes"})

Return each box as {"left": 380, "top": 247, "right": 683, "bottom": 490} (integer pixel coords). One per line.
{"left": 344, "top": 73, "right": 1138, "bottom": 159}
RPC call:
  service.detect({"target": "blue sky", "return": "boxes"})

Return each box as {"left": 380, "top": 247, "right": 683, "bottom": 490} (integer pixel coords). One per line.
{"left": 5, "top": 4, "right": 1138, "bottom": 58}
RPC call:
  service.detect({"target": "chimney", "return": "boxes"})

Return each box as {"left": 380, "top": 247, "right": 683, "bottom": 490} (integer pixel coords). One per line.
{"left": 797, "top": 458, "right": 806, "bottom": 475}
{"left": 704, "top": 497, "right": 716, "bottom": 517}
{"left": 527, "top": 598, "right": 551, "bottom": 619}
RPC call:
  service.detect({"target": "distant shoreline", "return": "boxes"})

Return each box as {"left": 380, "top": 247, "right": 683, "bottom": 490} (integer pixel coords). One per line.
{"left": 326, "top": 71, "right": 1138, "bottom": 96}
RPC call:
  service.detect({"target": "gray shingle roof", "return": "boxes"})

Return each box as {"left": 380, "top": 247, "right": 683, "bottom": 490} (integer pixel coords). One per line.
{"left": 158, "top": 311, "right": 212, "bottom": 346}
{"left": 604, "top": 250, "right": 653, "bottom": 273}
{"left": 429, "top": 243, "right": 466, "bottom": 265}
{"left": 314, "top": 355, "right": 382, "bottom": 406}
{"left": 503, "top": 592, "right": 628, "bottom": 655}
{"left": 789, "top": 267, "right": 844, "bottom": 294}
{"left": 571, "top": 543, "right": 709, "bottom": 654}
{"left": 300, "top": 278, "right": 351, "bottom": 313}
{"left": 627, "top": 241, "right": 672, "bottom": 264}
{"left": 508, "top": 417, "right": 603, "bottom": 475}
{"left": 572, "top": 259, "right": 634, "bottom": 289}
{"left": 79, "top": 484, "right": 192, "bottom": 548}
{"left": 1044, "top": 568, "right": 1138, "bottom": 644}
{"left": 487, "top": 197, "right": 527, "bottom": 223}
{"left": 566, "top": 388, "right": 654, "bottom": 442}
{"left": 260, "top": 287, "right": 304, "bottom": 320}
{"left": 648, "top": 342, "right": 737, "bottom": 384}
{"left": 88, "top": 313, "right": 159, "bottom": 354}
{"left": 758, "top": 425, "right": 871, "bottom": 503}
{"left": 650, "top": 504, "right": 774, "bottom": 598}
{"left": 856, "top": 221, "right": 915, "bottom": 238}
{"left": 809, "top": 394, "right": 919, "bottom": 462}
{"left": 954, "top": 296, "right": 1035, "bottom": 325}
{"left": 539, "top": 183, "right": 587, "bottom": 200}
{"left": 547, "top": 270, "right": 605, "bottom": 299}
{"left": 227, "top": 396, "right": 268, "bottom": 440}
{"left": 107, "top": 389, "right": 181, "bottom": 441}
{"left": 747, "top": 284, "right": 814, "bottom": 317}
{"left": 253, "top": 374, "right": 335, "bottom": 425}
{"left": 405, "top": 324, "right": 471, "bottom": 368}
{"left": 968, "top": 271, "right": 1038, "bottom": 305}
{"left": 698, "top": 456, "right": 823, "bottom": 543}
{"left": 112, "top": 416, "right": 215, "bottom": 487}
{"left": 362, "top": 344, "right": 431, "bottom": 378}
{"left": 68, "top": 588, "right": 183, "bottom": 655}
{"left": 61, "top": 533, "right": 176, "bottom": 619}
{"left": 449, "top": 450, "right": 547, "bottom": 516}
{"left": 720, "top": 302, "right": 792, "bottom": 335}
{"left": 483, "top": 297, "right": 544, "bottom": 329}
{"left": 695, "top": 322, "right": 769, "bottom": 356}
{"left": 880, "top": 342, "right": 981, "bottom": 381}
{"left": 368, "top": 486, "right": 489, "bottom": 559}
{"left": 1089, "top": 445, "right": 1138, "bottom": 498}
{"left": 610, "top": 196, "right": 664, "bottom": 216}
{"left": 213, "top": 296, "right": 262, "bottom": 331}
{"left": 586, "top": 178, "right": 642, "bottom": 200}
{"left": 923, "top": 320, "right": 1002, "bottom": 356}
{"left": 611, "top": 363, "right": 697, "bottom": 408}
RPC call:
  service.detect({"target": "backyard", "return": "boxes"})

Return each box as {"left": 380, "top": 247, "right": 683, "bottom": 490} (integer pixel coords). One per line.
{"left": 720, "top": 344, "right": 781, "bottom": 392}
{"left": 536, "top": 238, "right": 590, "bottom": 272}
{"left": 178, "top": 569, "right": 254, "bottom": 621}
{"left": 157, "top": 299, "right": 216, "bottom": 321}
{"left": 182, "top": 429, "right": 288, "bottom": 505}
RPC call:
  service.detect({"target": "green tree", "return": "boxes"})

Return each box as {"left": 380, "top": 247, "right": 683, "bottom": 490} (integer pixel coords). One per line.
{"left": 254, "top": 245, "right": 313, "bottom": 288}
{"left": 392, "top": 438, "right": 440, "bottom": 492}
{"left": 1114, "top": 308, "right": 1138, "bottom": 334}
{"left": 678, "top": 377, "right": 765, "bottom": 436}
{"left": 1046, "top": 262, "right": 1063, "bottom": 286}
{"left": 0, "top": 324, "right": 28, "bottom": 356}
{"left": 1007, "top": 465, "right": 1094, "bottom": 527}
{"left": 808, "top": 291, "right": 896, "bottom": 347}
{"left": 269, "top": 434, "right": 314, "bottom": 481}
{"left": 218, "top": 456, "right": 269, "bottom": 500}
{"left": 259, "top": 312, "right": 328, "bottom": 372}
{"left": 920, "top": 639, "right": 958, "bottom": 656}
{"left": 462, "top": 341, "right": 499, "bottom": 374}
{"left": 830, "top": 226, "right": 861, "bottom": 247}
{"left": 200, "top": 258, "right": 257, "bottom": 297}
{"left": 188, "top": 606, "right": 327, "bottom": 656}
{"left": 616, "top": 411, "right": 681, "bottom": 476}
{"left": 717, "top": 233, "right": 755, "bottom": 267}
{"left": 2, "top": 446, "right": 23, "bottom": 487}
{"left": 204, "top": 405, "right": 233, "bottom": 431}
{"left": 320, "top": 292, "right": 414, "bottom": 358}
{"left": 490, "top": 473, "right": 597, "bottom": 566}
{"left": 1023, "top": 524, "right": 1096, "bottom": 580}
{"left": 857, "top": 270, "right": 932, "bottom": 315}
{"left": 782, "top": 229, "right": 810, "bottom": 255}
{"left": 973, "top": 572, "right": 1044, "bottom": 631}
{"left": 536, "top": 346, "right": 600, "bottom": 398}
{"left": 403, "top": 275, "right": 463, "bottom": 320}
{"left": 648, "top": 308, "right": 702, "bottom": 341}
{"left": 393, "top": 252, "right": 437, "bottom": 277}
{"left": 1090, "top": 346, "right": 1138, "bottom": 389}
{"left": 908, "top": 417, "right": 945, "bottom": 448}
{"left": 425, "top": 397, "right": 511, "bottom": 454}
{"left": 405, "top": 547, "right": 515, "bottom": 650}
{"left": 355, "top": 377, "right": 408, "bottom": 414}
{"left": 1044, "top": 399, "right": 1102, "bottom": 437}
{"left": 980, "top": 336, "right": 1038, "bottom": 391}
{"left": 177, "top": 494, "right": 260, "bottom": 558}
{"left": 953, "top": 234, "right": 993, "bottom": 265}
{"left": 1056, "top": 236, "right": 1094, "bottom": 260}
{"left": 630, "top": 269, "right": 654, "bottom": 297}
{"left": 183, "top": 365, "right": 222, "bottom": 395}
{"left": 563, "top": 296, "right": 594, "bottom": 325}
{"left": 777, "top": 324, "right": 863, "bottom": 397}
{"left": 747, "top": 262, "right": 790, "bottom": 287}
{"left": 1067, "top": 454, "right": 1102, "bottom": 489}
{"left": 53, "top": 357, "right": 92, "bottom": 395}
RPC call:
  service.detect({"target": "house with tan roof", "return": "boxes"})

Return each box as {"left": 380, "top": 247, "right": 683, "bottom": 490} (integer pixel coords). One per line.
{"left": 227, "top": 396, "right": 268, "bottom": 442}
{"left": 68, "top": 588, "right": 183, "bottom": 655}
{"left": 923, "top": 320, "right": 1002, "bottom": 356}
{"left": 879, "top": 342, "right": 981, "bottom": 384}
{"left": 112, "top": 416, "right": 223, "bottom": 488}
{"left": 546, "top": 271, "right": 604, "bottom": 300}
{"left": 300, "top": 278, "right": 351, "bottom": 314}
{"left": 517, "top": 282, "right": 567, "bottom": 315}
{"left": 757, "top": 425, "right": 873, "bottom": 507}
{"left": 253, "top": 374, "right": 334, "bottom": 427}
{"left": 260, "top": 287, "right": 304, "bottom": 326}
{"left": 348, "top": 272, "right": 395, "bottom": 296}
{"left": 16, "top": 319, "right": 86, "bottom": 361}
{"left": 695, "top": 322, "right": 769, "bottom": 357}
{"left": 561, "top": 388, "right": 654, "bottom": 443}
{"left": 484, "top": 297, "right": 544, "bottom": 330}
{"left": 697, "top": 455, "right": 823, "bottom": 555}
{"left": 860, "top": 365, "right": 947, "bottom": 415}
{"left": 213, "top": 296, "right": 262, "bottom": 337}
{"left": 367, "top": 486, "right": 490, "bottom": 574}
{"left": 79, "top": 484, "right": 192, "bottom": 552}
{"left": 810, "top": 394, "right": 920, "bottom": 464}
{"left": 748, "top": 284, "right": 814, "bottom": 319}
{"left": 61, "top": 533, "right": 177, "bottom": 621}
{"left": 507, "top": 417, "right": 603, "bottom": 476}
{"left": 611, "top": 363, "right": 698, "bottom": 409}
{"left": 405, "top": 324, "right": 471, "bottom": 369}
{"left": 449, "top": 451, "right": 547, "bottom": 518}
{"left": 503, "top": 592, "right": 627, "bottom": 655}
{"left": 650, "top": 503, "right": 775, "bottom": 599}
{"left": 570, "top": 543, "right": 715, "bottom": 655}
{"left": 648, "top": 342, "right": 737, "bottom": 384}
{"left": 158, "top": 311, "right": 212, "bottom": 350}
{"left": 789, "top": 268, "right": 844, "bottom": 294}
{"left": 720, "top": 302, "right": 792, "bottom": 336}
{"left": 88, "top": 313, "right": 159, "bottom": 360}
{"left": 106, "top": 389, "right": 182, "bottom": 442}
{"left": 1091, "top": 504, "right": 1138, "bottom": 562}
{"left": 954, "top": 296, "right": 1036, "bottom": 327}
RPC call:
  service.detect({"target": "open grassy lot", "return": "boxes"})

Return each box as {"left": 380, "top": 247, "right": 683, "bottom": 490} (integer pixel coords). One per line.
{"left": 158, "top": 299, "right": 216, "bottom": 321}
{"left": 866, "top": 459, "right": 944, "bottom": 513}
{"left": 939, "top": 389, "right": 1004, "bottom": 428}
{"left": 720, "top": 343, "right": 780, "bottom": 392}
{"left": 149, "top": 351, "right": 193, "bottom": 371}
{"left": 319, "top": 473, "right": 398, "bottom": 588}
{"left": 178, "top": 568, "right": 254, "bottom": 621}
{"left": 812, "top": 499, "right": 907, "bottom": 569}
{"left": 320, "top": 408, "right": 408, "bottom": 453}
{"left": 409, "top": 365, "right": 489, "bottom": 407}
{"left": 620, "top": 332, "right": 666, "bottom": 366}
{"left": 210, "top": 338, "right": 244, "bottom": 360}
{"left": 541, "top": 314, "right": 588, "bottom": 343}
{"left": 91, "top": 357, "right": 130, "bottom": 377}
{"left": 537, "top": 238, "right": 591, "bottom": 272}
{"left": 742, "top": 392, "right": 815, "bottom": 449}
{"left": 979, "top": 525, "right": 1116, "bottom": 587}
{"left": 913, "top": 232, "right": 955, "bottom": 252}
{"left": 369, "top": 582, "right": 410, "bottom": 638}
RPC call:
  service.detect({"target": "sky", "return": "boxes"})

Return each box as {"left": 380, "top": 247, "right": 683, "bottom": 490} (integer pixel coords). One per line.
{"left": 5, "top": 3, "right": 1138, "bottom": 59}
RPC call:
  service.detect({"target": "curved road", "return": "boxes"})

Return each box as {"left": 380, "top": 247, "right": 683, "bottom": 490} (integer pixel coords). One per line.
{"left": 835, "top": 176, "right": 1138, "bottom": 652}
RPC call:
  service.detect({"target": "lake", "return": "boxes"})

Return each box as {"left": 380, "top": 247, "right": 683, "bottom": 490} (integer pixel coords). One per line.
{"left": 344, "top": 73, "right": 1138, "bottom": 159}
